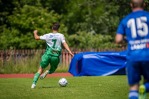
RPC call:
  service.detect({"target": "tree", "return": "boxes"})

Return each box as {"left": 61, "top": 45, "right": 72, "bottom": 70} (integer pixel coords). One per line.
{"left": 68, "top": 31, "right": 116, "bottom": 49}
{"left": 63, "top": 0, "right": 119, "bottom": 36}
{"left": 40, "top": 0, "right": 70, "bottom": 14}
{"left": 0, "top": 5, "right": 66, "bottom": 49}
{"left": 1, "top": 0, "right": 149, "bottom": 49}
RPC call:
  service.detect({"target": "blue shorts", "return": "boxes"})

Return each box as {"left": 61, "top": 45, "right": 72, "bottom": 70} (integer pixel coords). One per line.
{"left": 126, "top": 61, "right": 149, "bottom": 85}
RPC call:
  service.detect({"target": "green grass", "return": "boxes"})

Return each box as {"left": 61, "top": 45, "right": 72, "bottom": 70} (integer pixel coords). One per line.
{"left": 0, "top": 76, "right": 129, "bottom": 99}
{"left": 0, "top": 76, "right": 148, "bottom": 99}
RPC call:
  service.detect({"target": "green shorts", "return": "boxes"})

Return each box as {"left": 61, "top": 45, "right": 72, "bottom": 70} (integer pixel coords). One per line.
{"left": 40, "top": 50, "right": 60, "bottom": 74}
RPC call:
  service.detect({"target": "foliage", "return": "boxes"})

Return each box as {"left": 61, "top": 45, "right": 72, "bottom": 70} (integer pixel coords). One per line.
{"left": 0, "top": 0, "right": 149, "bottom": 49}
{"left": 40, "top": 0, "right": 70, "bottom": 14}
{"left": 0, "top": 50, "right": 41, "bottom": 73}
{"left": 63, "top": 0, "right": 119, "bottom": 36}
{"left": 0, "top": 5, "right": 66, "bottom": 49}
{"left": 0, "top": 50, "right": 68, "bottom": 74}
{"left": 68, "top": 31, "right": 116, "bottom": 49}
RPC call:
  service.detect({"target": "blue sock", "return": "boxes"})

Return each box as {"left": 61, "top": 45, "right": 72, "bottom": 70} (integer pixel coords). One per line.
{"left": 144, "top": 82, "right": 149, "bottom": 92}
{"left": 129, "top": 90, "right": 138, "bottom": 99}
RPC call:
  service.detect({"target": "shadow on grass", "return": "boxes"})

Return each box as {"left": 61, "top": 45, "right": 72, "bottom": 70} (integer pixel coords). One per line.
{"left": 40, "top": 85, "right": 69, "bottom": 89}
{"left": 40, "top": 86, "right": 56, "bottom": 88}
{"left": 39, "top": 85, "right": 63, "bottom": 89}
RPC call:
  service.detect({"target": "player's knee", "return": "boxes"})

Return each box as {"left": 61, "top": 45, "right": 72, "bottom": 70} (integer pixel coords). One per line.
{"left": 49, "top": 67, "right": 58, "bottom": 74}
{"left": 48, "top": 70, "right": 55, "bottom": 74}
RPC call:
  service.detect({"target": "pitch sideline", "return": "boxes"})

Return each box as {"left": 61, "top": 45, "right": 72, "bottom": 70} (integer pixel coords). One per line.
{"left": 0, "top": 73, "right": 73, "bottom": 78}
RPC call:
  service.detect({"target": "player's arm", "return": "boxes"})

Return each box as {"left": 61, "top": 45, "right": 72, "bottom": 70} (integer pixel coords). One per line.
{"left": 62, "top": 42, "right": 74, "bottom": 57}
{"left": 33, "top": 30, "right": 40, "bottom": 40}
{"left": 115, "top": 20, "right": 125, "bottom": 44}
{"left": 115, "top": 34, "right": 124, "bottom": 44}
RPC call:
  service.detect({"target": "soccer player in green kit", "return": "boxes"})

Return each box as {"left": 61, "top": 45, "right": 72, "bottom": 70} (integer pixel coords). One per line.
{"left": 31, "top": 23, "right": 74, "bottom": 88}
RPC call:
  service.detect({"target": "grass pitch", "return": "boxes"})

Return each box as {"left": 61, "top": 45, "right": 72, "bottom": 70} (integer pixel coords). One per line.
{"left": 0, "top": 76, "right": 147, "bottom": 99}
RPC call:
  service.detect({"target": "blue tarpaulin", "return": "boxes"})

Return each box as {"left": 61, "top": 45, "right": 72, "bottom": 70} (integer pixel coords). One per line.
{"left": 69, "top": 51, "right": 127, "bottom": 76}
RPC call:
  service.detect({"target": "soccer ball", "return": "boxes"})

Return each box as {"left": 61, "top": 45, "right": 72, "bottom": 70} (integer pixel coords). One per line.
{"left": 58, "top": 78, "right": 68, "bottom": 87}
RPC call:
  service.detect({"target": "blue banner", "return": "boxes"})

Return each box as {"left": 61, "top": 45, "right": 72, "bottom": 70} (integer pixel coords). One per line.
{"left": 69, "top": 51, "right": 127, "bottom": 76}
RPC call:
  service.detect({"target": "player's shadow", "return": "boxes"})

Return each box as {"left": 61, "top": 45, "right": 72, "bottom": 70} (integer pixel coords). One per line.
{"left": 40, "top": 86, "right": 58, "bottom": 89}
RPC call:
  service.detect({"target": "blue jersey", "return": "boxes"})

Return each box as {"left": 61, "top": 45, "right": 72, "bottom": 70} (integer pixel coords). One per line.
{"left": 117, "top": 10, "right": 149, "bottom": 61}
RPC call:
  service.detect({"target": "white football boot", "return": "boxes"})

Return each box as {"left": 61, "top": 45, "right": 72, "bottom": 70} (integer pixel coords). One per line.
{"left": 31, "top": 83, "right": 36, "bottom": 89}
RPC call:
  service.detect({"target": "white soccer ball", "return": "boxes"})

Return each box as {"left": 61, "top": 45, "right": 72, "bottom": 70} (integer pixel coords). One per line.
{"left": 58, "top": 78, "right": 68, "bottom": 87}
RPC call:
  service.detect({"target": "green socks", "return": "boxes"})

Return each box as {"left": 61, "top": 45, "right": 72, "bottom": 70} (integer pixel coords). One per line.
{"left": 33, "top": 72, "right": 40, "bottom": 84}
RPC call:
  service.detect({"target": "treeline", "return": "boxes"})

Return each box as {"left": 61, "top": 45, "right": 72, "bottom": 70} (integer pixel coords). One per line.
{"left": 0, "top": 0, "right": 149, "bottom": 49}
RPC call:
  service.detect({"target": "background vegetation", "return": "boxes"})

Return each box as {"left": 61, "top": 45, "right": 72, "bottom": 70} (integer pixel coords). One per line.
{"left": 1, "top": 0, "right": 149, "bottom": 49}
{"left": 0, "top": 50, "right": 69, "bottom": 73}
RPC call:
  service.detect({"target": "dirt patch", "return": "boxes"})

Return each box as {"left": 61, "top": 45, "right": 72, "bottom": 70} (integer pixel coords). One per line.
{"left": 0, "top": 73, "right": 73, "bottom": 78}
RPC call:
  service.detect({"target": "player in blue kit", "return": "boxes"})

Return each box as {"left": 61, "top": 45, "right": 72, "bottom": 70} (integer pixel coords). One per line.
{"left": 115, "top": 0, "right": 149, "bottom": 99}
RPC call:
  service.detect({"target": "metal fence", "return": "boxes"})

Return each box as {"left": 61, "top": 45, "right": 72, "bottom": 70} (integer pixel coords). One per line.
{"left": 0, "top": 48, "right": 125, "bottom": 67}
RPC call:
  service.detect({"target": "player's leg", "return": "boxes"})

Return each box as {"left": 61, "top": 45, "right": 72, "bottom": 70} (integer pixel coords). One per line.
{"left": 40, "top": 69, "right": 49, "bottom": 80}
{"left": 139, "top": 61, "right": 149, "bottom": 99}
{"left": 129, "top": 85, "right": 139, "bottom": 99}
{"left": 126, "top": 61, "right": 141, "bottom": 99}
{"left": 40, "top": 55, "right": 52, "bottom": 79}
{"left": 40, "top": 56, "right": 59, "bottom": 79}
{"left": 48, "top": 56, "right": 60, "bottom": 74}
{"left": 31, "top": 52, "right": 50, "bottom": 88}
{"left": 31, "top": 67, "right": 43, "bottom": 88}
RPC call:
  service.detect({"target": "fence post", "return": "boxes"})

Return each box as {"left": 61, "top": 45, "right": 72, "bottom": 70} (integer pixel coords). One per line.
{"left": 0, "top": 48, "right": 126, "bottom": 67}
{"left": 2, "top": 50, "right": 6, "bottom": 66}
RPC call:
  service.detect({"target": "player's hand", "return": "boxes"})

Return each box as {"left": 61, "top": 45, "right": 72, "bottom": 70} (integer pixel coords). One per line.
{"left": 70, "top": 53, "right": 74, "bottom": 57}
{"left": 33, "top": 30, "right": 40, "bottom": 40}
{"left": 33, "top": 30, "right": 38, "bottom": 34}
